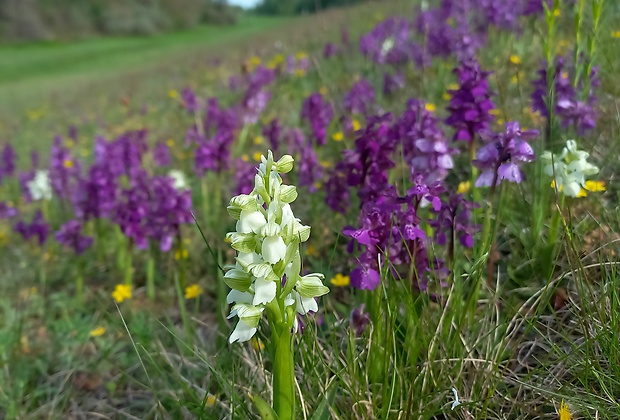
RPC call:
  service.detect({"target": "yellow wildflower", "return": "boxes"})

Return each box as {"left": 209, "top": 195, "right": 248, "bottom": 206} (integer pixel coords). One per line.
{"left": 89, "top": 326, "right": 106, "bottom": 337}
{"left": 241, "top": 154, "right": 250, "bottom": 162}
{"left": 447, "top": 83, "right": 459, "bottom": 91}
{"left": 112, "top": 284, "right": 132, "bottom": 303}
{"left": 168, "top": 89, "right": 179, "bottom": 99}
{"left": 175, "top": 249, "right": 189, "bottom": 260}
{"left": 205, "top": 394, "right": 217, "bottom": 408}
{"left": 584, "top": 180, "right": 605, "bottom": 192}
{"left": 166, "top": 138, "right": 175, "bottom": 147}
{"left": 352, "top": 119, "right": 362, "bottom": 131}
{"left": 306, "top": 244, "right": 318, "bottom": 257}
{"left": 294, "top": 69, "right": 306, "bottom": 78}
{"left": 425, "top": 103, "right": 436, "bottom": 112}
{"left": 489, "top": 109, "right": 501, "bottom": 115}
{"left": 319, "top": 86, "right": 328, "bottom": 96}
{"left": 253, "top": 151, "right": 263, "bottom": 162}
{"left": 251, "top": 337, "right": 265, "bottom": 351}
{"left": 509, "top": 55, "right": 521, "bottom": 65}
{"left": 63, "top": 159, "right": 74, "bottom": 169}
{"left": 457, "top": 181, "right": 471, "bottom": 194}
{"left": 80, "top": 149, "right": 90, "bottom": 157}
{"left": 612, "top": 31, "right": 620, "bottom": 38}
{"left": 64, "top": 139, "right": 75, "bottom": 148}
{"left": 443, "top": 93, "right": 452, "bottom": 101}
{"left": 558, "top": 400, "right": 571, "bottom": 420}
{"left": 553, "top": 9, "right": 561, "bottom": 17}
{"left": 295, "top": 51, "right": 308, "bottom": 60}
{"left": 330, "top": 273, "right": 350, "bottom": 287}
{"left": 332, "top": 131, "right": 344, "bottom": 141}
{"left": 253, "top": 135, "right": 264, "bottom": 145}
{"left": 248, "top": 56, "right": 261, "bottom": 69}
{"left": 184, "top": 284, "right": 204, "bottom": 299}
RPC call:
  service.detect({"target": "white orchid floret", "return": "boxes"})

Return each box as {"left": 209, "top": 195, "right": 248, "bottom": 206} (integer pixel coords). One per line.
{"left": 224, "top": 151, "right": 329, "bottom": 343}
{"left": 542, "top": 140, "right": 600, "bottom": 198}
{"left": 27, "top": 170, "right": 52, "bottom": 201}
{"left": 168, "top": 170, "right": 189, "bottom": 191}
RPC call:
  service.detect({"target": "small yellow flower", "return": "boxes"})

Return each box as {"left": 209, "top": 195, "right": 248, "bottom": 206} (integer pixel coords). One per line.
{"left": 553, "top": 9, "right": 561, "bottom": 17}
{"left": 511, "top": 75, "right": 519, "bottom": 84}
{"left": 175, "top": 249, "right": 189, "bottom": 260}
{"left": 425, "top": 103, "right": 436, "bottom": 112}
{"left": 584, "top": 180, "right": 606, "bottom": 192}
{"left": 166, "top": 138, "right": 175, "bottom": 147}
{"left": 332, "top": 131, "right": 344, "bottom": 141}
{"left": 168, "top": 89, "right": 179, "bottom": 99}
{"left": 330, "top": 273, "right": 350, "bottom": 287}
{"left": 251, "top": 337, "right": 265, "bottom": 351}
{"left": 550, "top": 180, "right": 564, "bottom": 192}
{"left": 306, "top": 244, "right": 318, "bottom": 257}
{"left": 63, "top": 159, "right": 74, "bottom": 169}
{"left": 89, "top": 326, "right": 106, "bottom": 337}
{"left": 253, "top": 151, "right": 263, "bottom": 162}
{"left": 558, "top": 400, "right": 571, "bottom": 420}
{"left": 248, "top": 56, "right": 261, "bottom": 70}
{"left": 313, "top": 181, "right": 322, "bottom": 190}
{"left": 253, "top": 135, "right": 264, "bottom": 145}
{"left": 497, "top": 118, "right": 505, "bottom": 126}
{"left": 64, "top": 139, "right": 75, "bottom": 148}
{"left": 489, "top": 109, "right": 501, "bottom": 116}
{"left": 447, "top": 83, "right": 459, "bottom": 91}
{"left": 80, "top": 149, "right": 90, "bottom": 157}
{"left": 442, "top": 93, "right": 452, "bottom": 101}
{"left": 294, "top": 69, "right": 306, "bottom": 78}
{"left": 319, "top": 86, "right": 328, "bottom": 96}
{"left": 509, "top": 55, "right": 521, "bottom": 65}
{"left": 205, "top": 394, "right": 217, "bottom": 408}
{"left": 561, "top": 71, "right": 569, "bottom": 80}
{"left": 295, "top": 51, "right": 308, "bottom": 60}
{"left": 184, "top": 284, "right": 204, "bottom": 299}
{"left": 457, "top": 181, "right": 471, "bottom": 194}
{"left": 612, "top": 31, "right": 620, "bottom": 38}
{"left": 112, "top": 284, "right": 132, "bottom": 303}
{"left": 352, "top": 119, "right": 361, "bottom": 131}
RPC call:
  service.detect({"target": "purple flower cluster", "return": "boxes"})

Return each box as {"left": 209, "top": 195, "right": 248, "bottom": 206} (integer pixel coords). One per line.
{"left": 153, "top": 141, "right": 171, "bottom": 167}
{"left": 394, "top": 99, "right": 455, "bottom": 184}
{"left": 15, "top": 210, "right": 49, "bottom": 245}
{"left": 55, "top": 219, "right": 93, "bottom": 255}
{"left": 262, "top": 118, "right": 281, "bottom": 150}
{"left": 0, "top": 202, "right": 17, "bottom": 219}
{"left": 241, "top": 66, "right": 276, "bottom": 124}
{"left": 50, "top": 136, "right": 81, "bottom": 199}
{"left": 359, "top": 17, "right": 414, "bottom": 65}
{"left": 301, "top": 93, "right": 334, "bottom": 146}
{"left": 446, "top": 58, "right": 496, "bottom": 143}
{"left": 429, "top": 193, "right": 478, "bottom": 251}
{"left": 343, "top": 79, "right": 375, "bottom": 117}
{"left": 474, "top": 121, "right": 538, "bottom": 187}
{"left": 1, "top": 144, "right": 16, "bottom": 183}
{"left": 531, "top": 57, "right": 599, "bottom": 133}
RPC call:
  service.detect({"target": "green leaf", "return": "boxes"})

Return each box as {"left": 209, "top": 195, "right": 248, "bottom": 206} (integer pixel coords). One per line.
{"left": 310, "top": 380, "right": 338, "bottom": 420}
{"left": 249, "top": 393, "right": 279, "bottom": 420}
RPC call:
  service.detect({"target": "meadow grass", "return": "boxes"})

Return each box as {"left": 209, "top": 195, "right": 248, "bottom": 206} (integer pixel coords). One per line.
{"left": 1, "top": 0, "right": 620, "bottom": 419}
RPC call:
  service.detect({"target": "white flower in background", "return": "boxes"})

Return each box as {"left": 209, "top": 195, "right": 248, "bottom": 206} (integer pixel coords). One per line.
{"left": 225, "top": 151, "right": 329, "bottom": 343}
{"left": 27, "top": 170, "right": 52, "bottom": 201}
{"left": 168, "top": 169, "right": 189, "bottom": 191}
{"left": 541, "top": 140, "right": 599, "bottom": 197}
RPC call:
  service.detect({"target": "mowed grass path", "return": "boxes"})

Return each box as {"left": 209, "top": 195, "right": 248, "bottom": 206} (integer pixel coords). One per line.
{"left": 0, "top": 15, "right": 287, "bottom": 113}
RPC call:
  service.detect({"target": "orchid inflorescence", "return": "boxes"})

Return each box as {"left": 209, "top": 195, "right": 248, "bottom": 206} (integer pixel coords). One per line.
{"left": 224, "top": 151, "right": 329, "bottom": 343}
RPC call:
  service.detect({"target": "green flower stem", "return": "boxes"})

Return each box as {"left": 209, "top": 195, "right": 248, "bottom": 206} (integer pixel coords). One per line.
{"left": 174, "top": 271, "right": 192, "bottom": 340}
{"left": 272, "top": 324, "right": 295, "bottom": 420}
{"left": 76, "top": 257, "right": 84, "bottom": 302}
{"left": 124, "top": 240, "right": 134, "bottom": 286}
{"left": 146, "top": 246, "right": 156, "bottom": 301}
{"left": 201, "top": 178, "right": 210, "bottom": 229}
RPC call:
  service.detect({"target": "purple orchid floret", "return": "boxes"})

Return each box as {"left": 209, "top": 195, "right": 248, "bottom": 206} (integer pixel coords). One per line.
{"left": 55, "top": 219, "right": 93, "bottom": 255}
{"left": 446, "top": 58, "right": 496, "bottom": 143}
{"left": 301, "top": 93, "right": 334, "bottom": 146}
{"left": 96, "top": 131, "right": 148, "bottom": 180}
{"left": 72, "top": 163, "right": 118, "bottom": 220}
{"left": 14, "top": 210, "right": 49, "bottom": 245}
{"left": 343, "top": 79, "right": 375, "bottom": 117}
{"left": 429, "top": 193, "right": 479, "bottom": 250}
{"left": 239, "top": 65, "right": 276, "bottom": 125}
{"left": 394, "top": 99, "right": 456, "bottom": 184}
{"left": 195, "top": 131, "right": 232, "bottom": 176}
{"left": 181, "top": 88, "right": 199, "bottom": 113}
{"left": 383, "top": 72, "right": 405, "bottom": 95}
{"left": 323, "top": 43, "right": 339, "bottom": 58}
{"left": 0, "top": 202, "right": 17, "bottom": 219}
{"left": 114, "top": 171, "right": 151, "bottom": 249}
{"left": 350, "top": 304, "right": 371, "bottom": 337}
{"left": 233, "top": 158, "right": 257, "bottom": 196}
{"left": 1, "top": 144, "right": 16, "bottom": 183}
{"left": 531, "top": 56, "right": 599, "bottom": 133}
{"left": 522, "top": 0, "right": 552, "bottom": 15}
{"left": 262, "top": 118, "right": 281, "bottom": 150}
{"left": 285, "top": 128, "right": 323, "bottom": 193}
{"left": 153, "top": 141, "right": 171, "bottom": 167}
{"left": 359, "top": 17, "right": 413, "bottom": 65}
{"left": 473, "top": 121, "right": 538, "bottom": 187}
{"left": 147, "top": 176, "right": 193, "bottom": 252}
{"left": 325, "top": 162, "right": 351, "bottom": 214}
{"left": 50, "top": 136, "right": 81, "bottom": 199}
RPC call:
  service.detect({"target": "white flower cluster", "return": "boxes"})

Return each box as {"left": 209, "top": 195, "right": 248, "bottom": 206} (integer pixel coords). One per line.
{"left": 27, "top": 170, "right": 53, "bottom": 201}
{"left": 541, "top": 140, "right": 599, "bottom": 197}
{"left": 225, "top": 151, "right": 329, "bottom": 343}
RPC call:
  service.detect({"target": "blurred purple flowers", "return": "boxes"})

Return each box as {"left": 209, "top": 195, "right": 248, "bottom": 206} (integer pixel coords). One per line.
{"left": 55, "top": 219, "right": 93, "bottom": 255}
{"left": 301, "top": 93, "right": 334, "bottom": 146}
